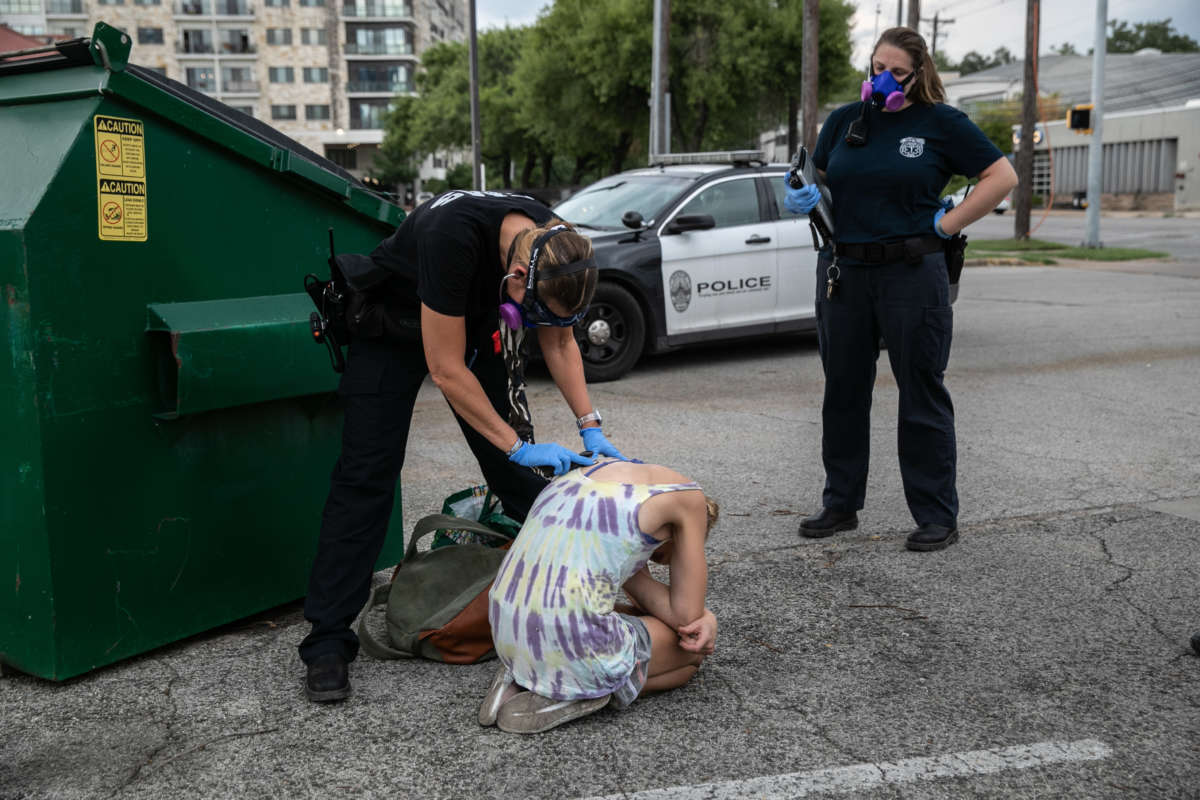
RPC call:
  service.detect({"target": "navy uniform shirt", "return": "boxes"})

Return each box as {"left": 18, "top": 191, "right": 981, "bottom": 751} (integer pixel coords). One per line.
{"left": 370, "top": 190, "right": 554, "bottom": 336}
{"left": 813, "top": 101, "right": 1004, "bottom": 244}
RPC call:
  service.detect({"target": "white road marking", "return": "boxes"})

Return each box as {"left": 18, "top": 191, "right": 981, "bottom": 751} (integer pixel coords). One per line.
{"left": 578, "top": 739, "right": 1112, "bottom": 800}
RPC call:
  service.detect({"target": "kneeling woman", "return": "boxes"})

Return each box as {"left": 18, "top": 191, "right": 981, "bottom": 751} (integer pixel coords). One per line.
{"left": 480, "top": 458, "right": 719, "bottom": 733}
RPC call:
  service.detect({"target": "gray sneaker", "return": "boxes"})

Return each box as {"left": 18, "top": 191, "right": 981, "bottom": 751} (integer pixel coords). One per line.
{"left": 478, "top": 664, "right": 516, "bottom": 727}
{"left": 496, "top": 691, "right": 611, "bottom": 734}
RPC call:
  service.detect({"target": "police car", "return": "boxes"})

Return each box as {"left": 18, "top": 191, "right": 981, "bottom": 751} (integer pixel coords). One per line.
{"left": 554, "top": 151, "right": 819, "bottom": 382}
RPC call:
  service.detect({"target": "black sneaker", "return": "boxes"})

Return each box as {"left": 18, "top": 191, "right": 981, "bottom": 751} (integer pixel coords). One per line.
{"left": 305, "top": 653, "right": 351, "bottom": 703}
{"left": 799, "top": 509, "right": 859, "bottom": 538}
{"left": 905, "top": 524, "right": 959, "bottom": 552}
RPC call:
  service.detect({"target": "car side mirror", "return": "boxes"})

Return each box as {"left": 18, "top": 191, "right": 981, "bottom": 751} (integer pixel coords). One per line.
{"left": 664, "top": 214, "right": 716, "bottom": 235}
{"left": 621, "top": 210, "right": 644, "bottom": 229}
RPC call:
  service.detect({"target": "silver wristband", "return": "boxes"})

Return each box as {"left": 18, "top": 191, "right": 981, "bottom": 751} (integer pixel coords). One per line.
{"left": 505, "top": 438, "right": 524, "bottom": 457}
{"left": 576, "top": 410, "right": 602, "bottom": 430}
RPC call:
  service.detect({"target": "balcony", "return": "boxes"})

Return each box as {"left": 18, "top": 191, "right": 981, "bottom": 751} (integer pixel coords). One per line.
{"left": 346, "top": 80, "right": 412, "bottom": 93}
{"left": 176, "top": 41, "right": 215, "bottom": 53}
{"left": 342, "top": 42, "right": 412, "bottom": 56}
{"left": 45, "top": 0, "right": 85, "bottom": 14}
{"left": 222, "top": 80, "right": 260, "bottom": 92}
{"left": 341, "top": 2, "right": 411, "bottom": 17}
{"left": 218, "top": 41, "right": 257, "bottom": 54}
{"left": 176, "top": 0, "right": 254, "bottom": 15}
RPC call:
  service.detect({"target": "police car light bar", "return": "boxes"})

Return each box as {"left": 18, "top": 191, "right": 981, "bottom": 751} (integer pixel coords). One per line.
{"left": 652, "top": 150, "right": 767, "bottom": 166}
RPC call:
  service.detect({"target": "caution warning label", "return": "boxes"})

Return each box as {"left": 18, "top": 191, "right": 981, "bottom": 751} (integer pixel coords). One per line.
{"left": 94, "top": 114, "right": 148, "bottom": 241}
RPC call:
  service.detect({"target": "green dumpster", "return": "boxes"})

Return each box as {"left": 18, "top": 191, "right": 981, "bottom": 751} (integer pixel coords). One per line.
{"left": 0, "top": 23, "right": 406, "bottom": 680}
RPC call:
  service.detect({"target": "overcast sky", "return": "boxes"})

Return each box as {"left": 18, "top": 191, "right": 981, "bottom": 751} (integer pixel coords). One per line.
{"left": 476, "top": 0, "right": 1200, "bottom": 67}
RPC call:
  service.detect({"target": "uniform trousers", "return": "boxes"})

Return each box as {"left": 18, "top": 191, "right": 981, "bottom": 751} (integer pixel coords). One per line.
{"left": 299, "top": 336, "right": 548, "bottom": 664}
{"left": 814, "top": 250, "right": 958, "bottom": 528}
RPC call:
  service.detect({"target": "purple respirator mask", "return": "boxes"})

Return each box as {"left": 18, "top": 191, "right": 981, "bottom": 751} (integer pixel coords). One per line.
{"left": 498, "top": 225, "right": 596, "bottom": 329}
{"left": 860, "top": 68, "right": 916, "bottom": 111}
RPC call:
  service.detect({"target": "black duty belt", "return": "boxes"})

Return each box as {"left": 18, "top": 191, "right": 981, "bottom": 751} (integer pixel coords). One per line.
{"left": 835, "top": 236, "right": 944, "bottom": 264}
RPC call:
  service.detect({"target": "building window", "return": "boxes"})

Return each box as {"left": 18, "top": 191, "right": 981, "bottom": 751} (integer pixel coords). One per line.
{"left": 1, "top": 0, "right": 42, "bottom": 12}
{"left": 134, "top": 0, "right": 162, "bottom": 6}
{"left": 222, "top": 66, "right": 257, "bottom": 91}
{"left": 55, "top": 26, "right": 78, "bottom": 37}
{"left": 298, "top": 0, "right": 324, "bottom": 6}
{"left": 326, "top": 147, "right": 358, "bottom": 169}
{"left": 350, "top": 98, "right": 388, "bottom": 129}
{"left": 348, "top": 63, "right": 411, "bottom": 92}
{"left": 346, "top": 25, "right": 411, "bottom": 55}
{"left": 44, "top": 0, "right": 83, "bottom": 12}
{"left": 271, "top": 105, "right": 298, "bottom": 120}
{"left": 218, "top": 29, "right": 254, "bottom": 54}
{"left": 264, "top": 0, "right": 289, "bottom": 5}
{"left": 300, "top": 27, "right": 327, "bottom": 45}
{"left": 137, "top": 27, "right": 164, "bottom": 44}
{"left": 305, "top": 104, "right": 331, "bottom": 120}
{"left": 268, "top": 66, "right": 295, "bottom": 83}
{"left": 303, "top": 67, "right": 328, "bottom": 83}
{"left": 180, "top": 29, "right": 213, "bottom": 53}
{"left": 97, "top": 0, "right": 124, "bottom": 5}
{"left": 186, "top": 67, "right": 217, "bottom": 92}
{"left": 265, "top": 27, "right": 292, "bottom": 44}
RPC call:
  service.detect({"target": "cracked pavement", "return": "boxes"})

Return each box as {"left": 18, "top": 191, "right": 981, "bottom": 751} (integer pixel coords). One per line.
{"left": 3, "top": 264, "right": 1200, "bottom": 799}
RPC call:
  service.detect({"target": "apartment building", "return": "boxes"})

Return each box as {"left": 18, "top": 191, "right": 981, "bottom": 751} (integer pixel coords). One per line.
{"left": 0, "top": 0, "right": 466, "bottom": 179}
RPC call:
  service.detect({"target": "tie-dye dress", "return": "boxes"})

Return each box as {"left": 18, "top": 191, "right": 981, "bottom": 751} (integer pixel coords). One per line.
{"left": 488, "top": 462, "right": 701, "bottom": 701}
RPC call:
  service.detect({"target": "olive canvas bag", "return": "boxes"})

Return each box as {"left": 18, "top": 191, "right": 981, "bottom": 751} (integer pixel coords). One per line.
{"left": 357, "top": 513, "right": 512, "bottom": 664}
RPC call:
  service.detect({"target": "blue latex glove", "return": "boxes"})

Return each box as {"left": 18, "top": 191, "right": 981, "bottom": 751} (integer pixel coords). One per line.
{"left": 580, "top": 426, "right": 628, "bottom": 461}
{"left": 508, "top": 441, "right": 594, "bottom": 476}
{"left": 782, "top": 180, "right": 821, "bottom": 215}
{"left": 933, "top": 206, "right": 953, "bottom": 239}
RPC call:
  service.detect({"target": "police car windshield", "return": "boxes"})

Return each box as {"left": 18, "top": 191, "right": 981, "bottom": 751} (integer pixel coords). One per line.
{"left": 554, "top": 175, "right": 695, "bottom": 230}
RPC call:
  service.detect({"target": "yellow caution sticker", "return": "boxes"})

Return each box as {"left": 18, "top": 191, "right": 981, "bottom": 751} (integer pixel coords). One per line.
{"left": 94, "top": 114, "right": 148, "bottom": 242}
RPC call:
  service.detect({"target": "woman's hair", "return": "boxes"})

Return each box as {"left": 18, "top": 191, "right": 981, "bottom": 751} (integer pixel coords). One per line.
{"left": 510, "top": 220, "right": 598, "bottom": 315}
{"left": 874, "top": 26, "right": 945, "bottom": 105}
{"left": 703, "top": 494, "right": 719, "bottom": 535}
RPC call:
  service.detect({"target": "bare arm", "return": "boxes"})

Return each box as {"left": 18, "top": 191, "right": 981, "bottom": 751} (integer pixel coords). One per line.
{"left": 421, "top": 303, "right": 519, "bottom": 452}
{"left": 537, "top": 325, "right": 597, "bottom": 423}
{"left": 939, "top": 156, "right": 1019, "bottom": 236}
{"left": 621, "top": 491, "right": 708, "bottom": 629}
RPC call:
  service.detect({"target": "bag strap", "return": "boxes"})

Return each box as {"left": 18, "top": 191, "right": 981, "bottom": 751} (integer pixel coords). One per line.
{"left": 357, "top": 583, "right": 413, "bottom": 660}
{"left": 358, "top": 514, "right": 514, "bottom": 660}
{"left": 404, "top": 513, "right": 514, "bottom": 561}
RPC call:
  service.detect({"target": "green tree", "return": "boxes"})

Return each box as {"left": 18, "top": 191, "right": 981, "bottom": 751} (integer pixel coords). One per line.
{"left": 1050, "top": 42, "right": 1079, "bottom": 55}
{"left": 1107, "top": 17, "right": 1199, "bottom": 53}
{"left": 958, "top": 50, "right": 991, "bottom": 75}
{"left": 371, "top": 94, "right": 420, "bottom": 190}
{"left": 515, "top": 0, "right": 653, "bottom": 181}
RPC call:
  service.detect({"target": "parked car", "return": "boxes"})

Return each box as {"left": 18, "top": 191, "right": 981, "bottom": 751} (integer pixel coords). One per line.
{"left": 947, "top": 184, "right": 1011, "bottom": 213}
{"left": 552, "top": 152, "right": 820, "bottom": 382}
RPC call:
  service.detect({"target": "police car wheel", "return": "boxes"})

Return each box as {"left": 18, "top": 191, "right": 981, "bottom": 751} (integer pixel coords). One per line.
{"left": 575, "top": 283, "right": 645, "bottom": 383}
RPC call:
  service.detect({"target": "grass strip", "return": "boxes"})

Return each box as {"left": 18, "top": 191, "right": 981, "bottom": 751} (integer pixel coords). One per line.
{"left": 967, "top": 238, "right": 1069, "bottom": 252}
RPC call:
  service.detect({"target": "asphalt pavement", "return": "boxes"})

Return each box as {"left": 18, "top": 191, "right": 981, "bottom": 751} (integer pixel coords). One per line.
{"left": 3, "top": 221, "right": 1200, "bottom": 799}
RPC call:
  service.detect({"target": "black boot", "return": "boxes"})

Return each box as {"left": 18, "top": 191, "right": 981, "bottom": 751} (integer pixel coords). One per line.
{"left": 305, "top": 653, "right": 351, "bottom": 702}
{"left": 799, "top": 509, "right": 858, "bottom": 538}
{"left": 905, "top": 524, "right": 959, "bottom": 552}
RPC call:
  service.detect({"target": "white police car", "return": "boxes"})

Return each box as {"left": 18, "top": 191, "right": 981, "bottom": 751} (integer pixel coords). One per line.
{"left": 554, "top": 151, "right": 819, "bottom": 382}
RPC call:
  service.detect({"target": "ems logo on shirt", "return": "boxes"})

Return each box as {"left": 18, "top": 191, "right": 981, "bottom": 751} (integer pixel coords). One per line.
{"left": 898, "top": 136, "right": 926, "bottom": 158}
{"left": 669, "top": 270, "right": 692, "bottom": 312}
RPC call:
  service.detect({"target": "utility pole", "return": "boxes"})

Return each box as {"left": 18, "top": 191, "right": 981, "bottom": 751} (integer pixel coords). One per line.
{"left": 906, "top": 0, "right": 920, "bottom": 32}
{"left": 467, "top": 0, "right": 481, "bottom": 189}
{"left": 1014, "top": 0, "right": 1039, "bottom": 239}
{"left": 801, "top": 0, "right": 819, "bottom": 152}
{"left": 924, "top": 12, "right": 954, "bottom": 56}
{"left": 897, "top": 0, "right": 902, "bottom": 28}
{"left": 1082, "top": 0, "right": 1106, "bottom": 247}
{"left": 649, "top": 0, "right": 670, "bottom": 161}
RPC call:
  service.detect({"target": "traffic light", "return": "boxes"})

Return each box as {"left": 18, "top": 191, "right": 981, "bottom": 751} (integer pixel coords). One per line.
{"left": 1066, "top": 104, "right": 1093, "bottom": 134}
